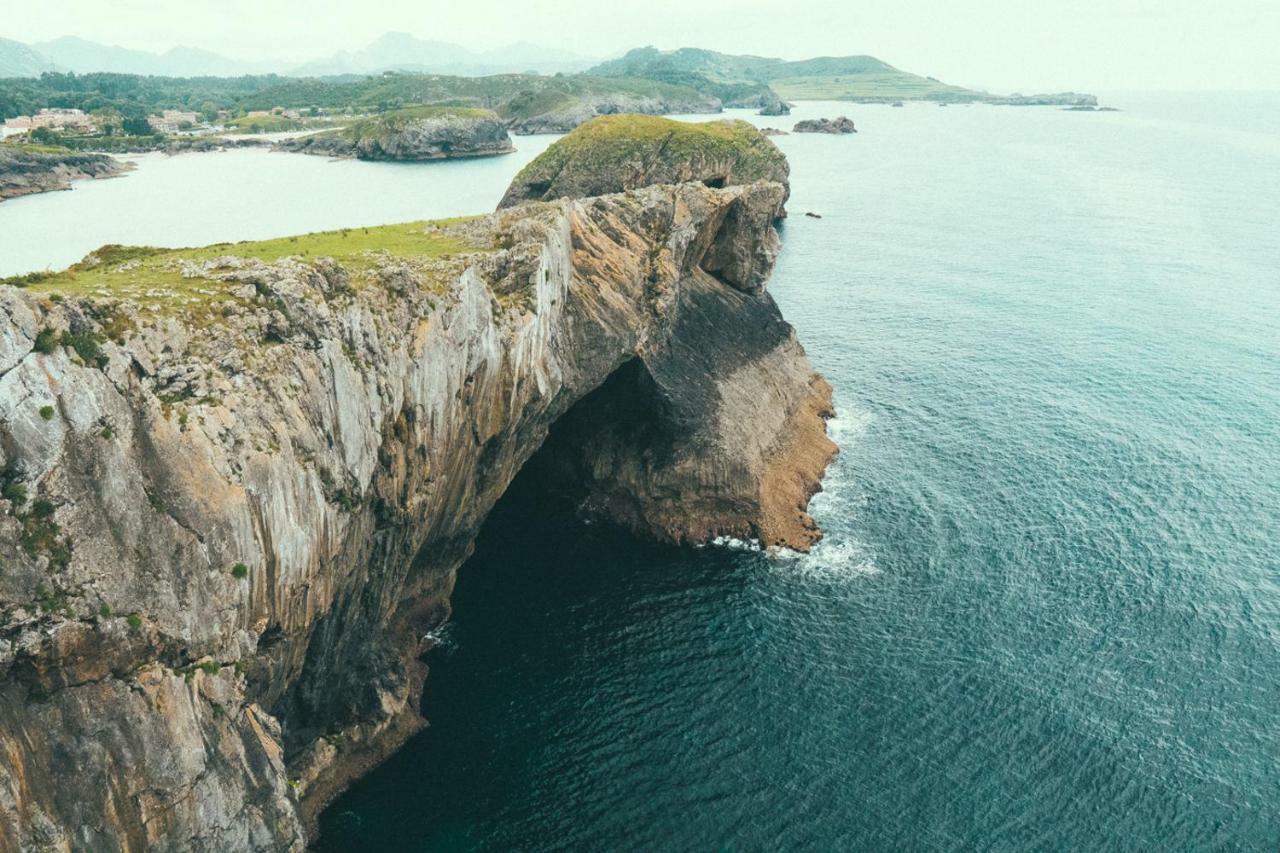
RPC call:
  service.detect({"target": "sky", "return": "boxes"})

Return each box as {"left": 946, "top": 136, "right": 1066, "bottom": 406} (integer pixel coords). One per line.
{"left": 5, "top": 0, "right": 1280, "bottom": 92}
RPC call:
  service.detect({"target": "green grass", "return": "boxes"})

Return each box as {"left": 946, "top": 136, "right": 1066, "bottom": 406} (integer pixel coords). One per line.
{"left": 331, "top": 105, "right": 495, "bottom": 144}
{"left": 225, "top": 114, "right": 336, "bottom": 134}
{"left": 506, "top": 114, "right": 785, "bottom": 200}
{"left": 12, "top": 218, "right": 484, "bottom": 321}
{"left": 4, "top": 142, "right": 78, "bottom": 156}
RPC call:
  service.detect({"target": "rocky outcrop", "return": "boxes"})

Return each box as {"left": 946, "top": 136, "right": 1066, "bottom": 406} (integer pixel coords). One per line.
{"left": 504, "top": 91, "right": 721, "bottom": 135}
{"left": 500, "top": 115, "right": 789, "bottom": 213}
{"left": 277, "top": 107, "right": 513, "bottom": 161}
{"left": 758, "top": 99, "right": 792, "bottom": 116}
{"left": 0, "top": 144, "right": 131, "bottom": 201}
{"left": 0, "top": 123, "right": 833, "bottom": 849}
{"left": 792, "top": 116, "right": 857, "bottom": 134}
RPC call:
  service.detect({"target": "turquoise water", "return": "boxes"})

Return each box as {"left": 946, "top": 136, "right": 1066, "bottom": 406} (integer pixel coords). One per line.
{"left": 5, "top": 96, "right": 1277, "bottom": 849}
{"left": 314, "top": 96, "right": 1280, "bottom": 850}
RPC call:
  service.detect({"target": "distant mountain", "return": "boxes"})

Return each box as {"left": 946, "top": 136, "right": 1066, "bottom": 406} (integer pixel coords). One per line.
{"left": 0, "top": 37, "right": 58, "bottom": 78}
{"left": 31, "top": 36, "right": 273, "bottom": 77}
{"left": 293, "top": 32, "right": 594, "bottom": 77}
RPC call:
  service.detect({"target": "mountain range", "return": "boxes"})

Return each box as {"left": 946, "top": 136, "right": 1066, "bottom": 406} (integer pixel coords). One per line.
{"left": 0, "top": 32, "right": 597, "bottom": 79}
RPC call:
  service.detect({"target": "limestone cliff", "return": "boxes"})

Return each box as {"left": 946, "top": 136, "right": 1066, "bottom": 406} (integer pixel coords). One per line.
{"left": 277, "top": 107, "right": 514, "bottom": 161}
{"left": 0, "top": 123, "right": 833, "bottom": 850}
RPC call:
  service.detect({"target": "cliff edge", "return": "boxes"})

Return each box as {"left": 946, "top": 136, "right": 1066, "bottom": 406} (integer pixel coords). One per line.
{"left": 0, "top": 119, "right": 833, "bottom": 850}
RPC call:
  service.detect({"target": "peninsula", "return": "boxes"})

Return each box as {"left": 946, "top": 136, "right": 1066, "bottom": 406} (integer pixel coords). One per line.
{"left": 0, "top": 117, "right": 834, "bottom": 849}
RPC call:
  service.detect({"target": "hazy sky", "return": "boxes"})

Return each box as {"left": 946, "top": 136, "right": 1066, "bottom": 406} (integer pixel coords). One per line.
{"left": 6, "top": 0, "right": 1280, "bottom": 92}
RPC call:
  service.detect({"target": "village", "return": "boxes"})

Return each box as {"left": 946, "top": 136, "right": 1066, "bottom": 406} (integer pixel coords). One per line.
{"left": 2, "top": 105, "right": 312, "bottom": 139}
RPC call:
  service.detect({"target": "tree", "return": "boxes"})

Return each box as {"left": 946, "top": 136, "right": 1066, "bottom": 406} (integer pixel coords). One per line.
{"left": 121, "top": 115, "right": 152, "bottom": 136}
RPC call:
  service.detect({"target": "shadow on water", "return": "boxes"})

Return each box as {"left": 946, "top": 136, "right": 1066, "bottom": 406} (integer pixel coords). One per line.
{"left": 313, "top": 444, "right": 748, "bottom": 852}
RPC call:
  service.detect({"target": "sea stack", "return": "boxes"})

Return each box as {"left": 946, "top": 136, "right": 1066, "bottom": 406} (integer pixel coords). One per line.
{"left": 792, "top": 116, "right": 858, "bottom": 134}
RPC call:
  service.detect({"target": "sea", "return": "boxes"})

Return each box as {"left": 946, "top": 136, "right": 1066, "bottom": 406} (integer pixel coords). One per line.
{"left": 3, "top": 95, "right": 1277, "bottom": 851}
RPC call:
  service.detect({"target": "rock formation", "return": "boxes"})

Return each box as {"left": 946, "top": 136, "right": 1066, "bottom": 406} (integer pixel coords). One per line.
{"left": 792, "top": 116, "right": 858, "bottom": 134}
{"left": 500, "top": 115, "right": 789, "bottom": 213}
{"left": 0, "top": 144, "right": 131, "bottom": 201}
{"left": 0, "top": 120, "right": 833, "bottom": 850}
{"left": 277, "top": 107, "right": 514, "bottom": 161}
{"left": 503, "top": 91, "right": 722, "bottom": 135}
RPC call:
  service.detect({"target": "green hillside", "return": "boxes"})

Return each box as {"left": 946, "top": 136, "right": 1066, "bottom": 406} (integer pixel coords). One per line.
{"left": 591, "top": 47, "right": 1091, "bottom": 104}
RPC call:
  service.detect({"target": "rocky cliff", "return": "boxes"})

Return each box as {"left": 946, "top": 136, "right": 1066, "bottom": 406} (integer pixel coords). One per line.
{"left": 0, "top": 144, "right": 131, "bottom": 202}
{"left": 0, "top": 121, "right": 833, "bottom": 850}
{"left": 277, "top": 107, "right": 513, "bottom": 161}
{"left": 500, "top": 115, "right": 789, "bottom": 213}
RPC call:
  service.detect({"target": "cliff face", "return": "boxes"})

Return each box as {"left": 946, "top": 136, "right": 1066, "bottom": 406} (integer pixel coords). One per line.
{"left": 277, "top": 107, "right": 514, "bottom": 161}
{"left": 0, "top": 145, "right": 131, "bottom": 201}
{"left": 0, "top": 129, "right": 833, "bottom": 850}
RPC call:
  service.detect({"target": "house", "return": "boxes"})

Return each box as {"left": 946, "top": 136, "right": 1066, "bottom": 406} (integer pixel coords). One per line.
{"left": 147, "top": 110, "right": 201, "bottom": 133}
{"left": 25, "top": 109, "right": 94, "bottom": 131}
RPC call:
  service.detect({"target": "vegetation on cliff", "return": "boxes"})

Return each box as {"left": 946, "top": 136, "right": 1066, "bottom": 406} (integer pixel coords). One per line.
{"left": 500, "top": 114, "right": 788, "bottom": 208}
{"left": 280, "top": 105, "right": 512, "bottom": 160}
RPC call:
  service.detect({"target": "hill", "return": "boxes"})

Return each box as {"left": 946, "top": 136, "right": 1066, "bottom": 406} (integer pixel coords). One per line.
{"left": 0, "top": 38, "right": 58, "bottom": 78}
{"left": 591, "top": 46, "right": 1094, "bottom": 105}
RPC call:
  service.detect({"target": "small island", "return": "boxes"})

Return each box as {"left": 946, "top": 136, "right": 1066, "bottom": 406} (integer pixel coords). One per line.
{"left": 499, "top": 114, "right": 789, "bottom": 210}
{"left": 792, "top": 117, "right": 858, "bottom": 134}
{"left": 276, "top": 106, "right": 514, "bottom": 161}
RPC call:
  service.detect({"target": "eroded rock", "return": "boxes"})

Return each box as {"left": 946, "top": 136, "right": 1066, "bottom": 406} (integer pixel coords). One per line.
{"left": 0, "top": 139, "right": 832, "bottom": 850}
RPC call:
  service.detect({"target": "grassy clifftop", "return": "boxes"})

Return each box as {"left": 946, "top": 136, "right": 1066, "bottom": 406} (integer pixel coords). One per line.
{"left": 500, "top": 114, "right": 788, "bottom": 208}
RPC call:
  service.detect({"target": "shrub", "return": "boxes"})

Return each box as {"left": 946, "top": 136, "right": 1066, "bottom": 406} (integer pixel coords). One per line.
{"left": 2, "top": 480, "right": 27, "bottom": 506}
{"left": 231, "top": 562, "right": 248, "bottom": 579}
{"left": 33, "top": 327, "right": 59, "bottom": 354}
{"left": 126, "top": 613, "right": 143, "bottom": 630}
{"left": 99, "top": 603, "right": 112, "bottom": 618}
{"left": 38, "top": 405, "right": 55, "bottom": 421}
{"left": 61, "top": 330, "right": 108, "bottom": 369}
{"left": 199, "top": 660, "right": 220, "bottom": 675}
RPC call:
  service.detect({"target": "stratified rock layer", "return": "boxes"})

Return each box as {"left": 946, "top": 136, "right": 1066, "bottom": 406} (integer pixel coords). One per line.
{"left": 278, "top": 107, "right": 514, "bottom": 161}
{"left": 0, "top": 154, "right": 833, "bottom": 847}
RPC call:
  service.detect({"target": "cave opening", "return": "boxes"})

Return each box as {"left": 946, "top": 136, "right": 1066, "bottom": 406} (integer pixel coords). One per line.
{"left": 312, "top": 359, "right": 733, "bottom": 851}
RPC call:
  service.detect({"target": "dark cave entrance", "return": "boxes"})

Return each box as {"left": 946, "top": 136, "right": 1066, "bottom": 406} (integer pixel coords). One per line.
{"left": 511, "top": 357, "right": 678, "bottom": 521}
{"left": 312, "top": 358, "right": 709, "bottom": 851}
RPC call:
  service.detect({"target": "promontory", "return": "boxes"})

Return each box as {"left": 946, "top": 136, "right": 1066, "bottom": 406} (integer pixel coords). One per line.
{"left": 276, "top": 106, "right": 514, "bottom": 161}
{"left": 0, "top": 115, "right": 834, "bottom": 850}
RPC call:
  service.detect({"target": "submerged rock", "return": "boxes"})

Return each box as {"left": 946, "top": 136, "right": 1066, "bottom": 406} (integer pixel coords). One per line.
{"left": 277, "top": 106, "right": 514, "bottom": 161}
{"left": 499, "top": 114, "right": 790, "bottom": 214}
{"left": 0, "top": 126, "right": 832, "bottom": 848}
{"left": 792, "top": 116, "right": 858, "bottom": 134}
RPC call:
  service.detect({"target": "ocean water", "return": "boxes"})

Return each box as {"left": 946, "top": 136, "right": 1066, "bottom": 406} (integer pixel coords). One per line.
{"left": 315, "top": 97, "right": 1280, "bottom": 851}
{"left": 4, "top": 97, "right": 1278, "bottom": 849}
